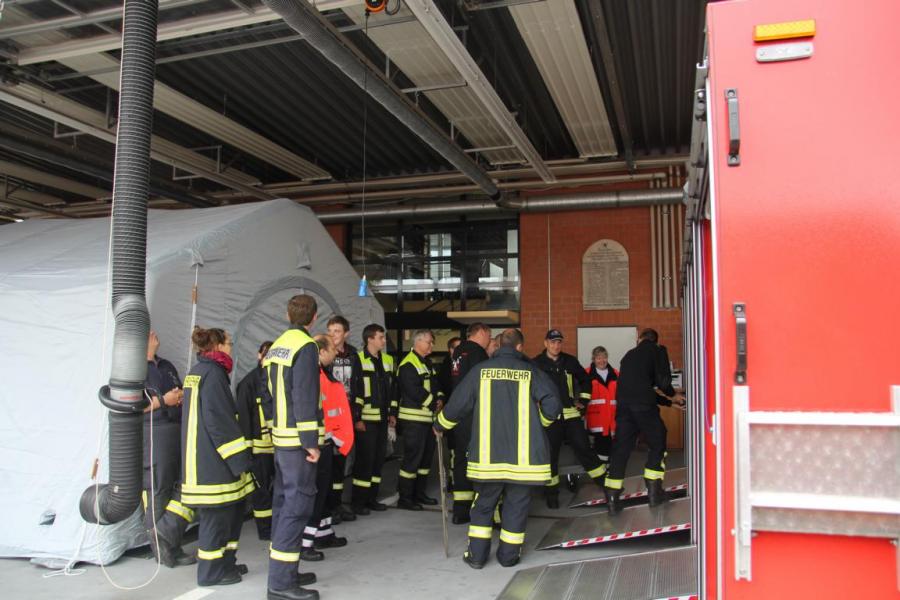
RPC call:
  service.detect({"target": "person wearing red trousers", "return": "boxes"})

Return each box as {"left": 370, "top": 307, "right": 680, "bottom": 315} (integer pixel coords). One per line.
{"left": 584, "top": 346, "right": 618, "bottom": 467}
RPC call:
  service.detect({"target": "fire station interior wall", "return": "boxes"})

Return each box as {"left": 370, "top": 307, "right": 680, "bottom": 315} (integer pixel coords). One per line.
{"left": 576, "top": 326, "right": 638, "bottom": 371}
{"left": 0, "top": 198, "right": 383, "bottom": 564}
{"left": 519, "top": 206, "right": 685, "bottom": 448}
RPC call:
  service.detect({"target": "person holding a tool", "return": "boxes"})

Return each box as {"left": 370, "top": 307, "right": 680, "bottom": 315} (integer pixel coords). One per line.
{"left": 435, "top": 328, "right": 560, "bottom": 569}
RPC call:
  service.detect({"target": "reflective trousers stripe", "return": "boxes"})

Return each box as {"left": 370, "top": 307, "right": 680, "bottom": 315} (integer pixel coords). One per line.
{"left": 353, "top": 478, "right": 371, "bottom": 488}
{"left": 605, "top": 477, "right": 624, "bottom": 489}
{"left": 198, "top": 547, "right": 225, "bottom": 560}
{"left": 587, "top": 464, "right": 608, "bottom": 479}
{"left": 253, "top": 509, "right": 273, "bottom": 518}
{"left": 225, "top": 540, "right": 238, "bottom": 551}
{"left": 270, "top": 546, "right": 300, "bottom": 562}
{"left": 499, "top": 529, "right": 525, "bottom": 545}
{"left": 399, "top": 469, "right": 417, "bottom": 479}
{"left": 644, "top": 468, "right": 665, "bottom": 480}
{"left": 468, "top": 525, "right": 493, "bottom": 539}
{"left": 417, "top": 468, "right": 430, "bottom": 476}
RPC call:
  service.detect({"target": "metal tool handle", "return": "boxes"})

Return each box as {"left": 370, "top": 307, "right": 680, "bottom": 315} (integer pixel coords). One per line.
{"left": 435, "top": 430, "right": 450, "bottom": 558}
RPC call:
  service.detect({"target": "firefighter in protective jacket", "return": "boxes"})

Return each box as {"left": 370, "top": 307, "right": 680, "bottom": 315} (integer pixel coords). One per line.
{"left": 397, "top": 329, "right": 444, "bottom": 510}
{"left": 180, "top": 327, "right": 254, "bottom": 587}
{"left": 435, "top": 328, "right": 560, "bottom": 569}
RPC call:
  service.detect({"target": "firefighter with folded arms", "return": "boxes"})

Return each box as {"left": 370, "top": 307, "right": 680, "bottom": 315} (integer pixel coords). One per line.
{"left": 264, "top": 295, "right": 321, "bottom": 600}
{"left": 396, "top": 329, "right": 444, "bottom": 511}
{"left": 349, "top": 323, "right": 398, "bottom": 515}
{"left": 435, "top": 328, "right": 561, "bottom": 569}
{"left": 180, "top": 327, "right": 254, "bottom": 587}
{"left": 534, "top": 329, "right": 609, "bottom": 508}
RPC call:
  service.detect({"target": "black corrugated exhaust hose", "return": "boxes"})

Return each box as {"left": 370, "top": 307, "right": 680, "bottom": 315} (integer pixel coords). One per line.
{"left": 260, "top": 0, "right": 499, "bottom": 198}
{"left": 80, "top": 0, "right": 159, "bottom": 525}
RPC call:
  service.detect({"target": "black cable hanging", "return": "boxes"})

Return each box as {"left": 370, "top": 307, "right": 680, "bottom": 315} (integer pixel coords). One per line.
{"left": 357, "top": 9, "right": 371, "bottom": 297}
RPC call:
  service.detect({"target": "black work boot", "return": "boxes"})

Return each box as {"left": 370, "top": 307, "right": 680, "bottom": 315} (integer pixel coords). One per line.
{"left": 604, "top": 487, "right": 623, "bottom": 516}
{"left": 646, "top": 478, "right": 669, "bottom": 507}
{"left": 545, "top": 492, "right": 559, "bottom": 509}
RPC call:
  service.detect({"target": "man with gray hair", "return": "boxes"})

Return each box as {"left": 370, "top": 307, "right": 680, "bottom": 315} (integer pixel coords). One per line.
{"left": 396, "top": 329, "right": 444, "bottom": 510}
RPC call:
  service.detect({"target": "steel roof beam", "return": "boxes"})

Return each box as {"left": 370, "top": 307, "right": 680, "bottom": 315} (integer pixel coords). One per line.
{"left": 13, "top": 1, "right": 360, "bottom": 65}
{"left": 404, "top": 0, "right": 554, "bottom": 183}
{"left": 0, "top": 159, "right": 109, "bottom": 198}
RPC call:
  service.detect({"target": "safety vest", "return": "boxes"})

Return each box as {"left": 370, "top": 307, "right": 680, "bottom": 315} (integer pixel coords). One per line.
{"left": 398, "top": 351, "right": 441, "bottom": 424}
{"left": 263, "top": 328, "right": 318, "bottom": 448}
{"left": 320, "top": 369, "right": 354, "bottom": 456}
{"left": 585, "top": 367, "right": 618, "bottom": 434}
{"left": 356, "top": 350, "right": 396, "bottom": 422}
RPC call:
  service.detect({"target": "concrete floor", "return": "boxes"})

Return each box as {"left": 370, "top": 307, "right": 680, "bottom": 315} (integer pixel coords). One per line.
{"left": 1, "top": 447, "right": 686, "bottom": 600}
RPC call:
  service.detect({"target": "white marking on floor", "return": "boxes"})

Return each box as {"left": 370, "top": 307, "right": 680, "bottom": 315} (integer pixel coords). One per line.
{"left": 171, "top": 587, "right": 214, "bottom": 600}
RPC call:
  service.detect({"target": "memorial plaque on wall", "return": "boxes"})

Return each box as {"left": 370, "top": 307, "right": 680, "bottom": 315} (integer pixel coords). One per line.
{"left": 582, "top": 239, "right": 630, "bottom": 310}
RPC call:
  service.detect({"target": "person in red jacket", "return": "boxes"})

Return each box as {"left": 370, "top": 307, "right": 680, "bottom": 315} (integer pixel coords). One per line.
{"left": 299, "top": 334, "right": 354, "bottom": 561}
{"left": 585, "top": 346, "right": 618, "bottom": 467}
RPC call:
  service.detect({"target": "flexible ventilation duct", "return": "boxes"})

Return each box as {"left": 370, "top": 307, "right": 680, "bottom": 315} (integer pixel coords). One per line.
{"left": 80, "top": 0, "right": 159, "bottom": 525}
{"left": 316, "top": 188, "right": 684, "bottom": 223}
{"left": 260, "top": 0, "right": 499, "bottom": 198}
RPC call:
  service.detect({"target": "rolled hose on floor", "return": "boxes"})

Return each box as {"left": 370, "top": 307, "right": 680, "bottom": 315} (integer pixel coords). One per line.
{"left": 79, "top": 0, "right": 158, "bottom": 525}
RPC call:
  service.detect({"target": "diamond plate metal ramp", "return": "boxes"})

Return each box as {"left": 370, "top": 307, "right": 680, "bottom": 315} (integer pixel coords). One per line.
{"left": 537, "top": 497, "right": 691, "bottom": 550}
{"left": 497, "top": 546, "right": 697, "bottom": 600}
{"left": 569, "top": 468, "right": 688, "bottom": 508}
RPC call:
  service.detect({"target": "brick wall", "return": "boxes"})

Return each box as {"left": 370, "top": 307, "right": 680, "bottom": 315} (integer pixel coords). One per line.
{"left": 519, "top": 200, "right": 685, "bottom": 447}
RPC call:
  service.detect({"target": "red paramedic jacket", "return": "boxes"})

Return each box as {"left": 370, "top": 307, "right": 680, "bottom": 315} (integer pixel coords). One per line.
{"left": 320, "top": 368, "right": 354, "bottom": 456}
{"left": 585, "top": 366, "right": 618, "bottom": 435}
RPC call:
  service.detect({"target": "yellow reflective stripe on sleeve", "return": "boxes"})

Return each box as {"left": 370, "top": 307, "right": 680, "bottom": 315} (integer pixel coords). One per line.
{"left": 352, "top": 479, "right": 371, "bottom": 488}
{"left": 517, "top": 379, "right": 529, "bottom": 467}
{"left": 197, "top": 547, "right": 225, "bottom": 560}
{"left": 499, "top": 529, "right": 525, "bottom": 545}
{"left": 165, "top": 500, "right": 195, "bottom": 523}
{"left": 468, "top": 525, "right": 493, "bottom": 539}
{"left": 587, "top": 464, "right": 608, "bottom": 479}
{"left": 355, "top": 397, "right": 365, "bottom": 406}
{"left": 453, "top": 490, "right": 475, "bottom": 501}
{"left": 436, "top": 411, "right": 456, "bottom": 429}
{"left": 421, "top": 393, "right": 433, "bottom": 409}
{"left": 579, "top": 392, "right": 591, "bottom": 400}
{"left": 605, "top": 477, "right": 624, "bottom": 490}
{"left": 253, "top": 509, "right": 273, "bottom": 518}
{"left": 479, "top": 377, "right": 492, "bottom": 464}
{"left": 181, "top": 472, "right": 256, "bottom": 505}
{"left": 562, "top": 407, "right": 581, "bottom": 420}
{"left": 644, "top": 468, "right": 665, "bottom": 480}
{"left": 399, "top": 469, "right": 417, "bottom": 479}
{"left": 539, "top": 411, "right": 554, "bottom": 427}
{"left": 270, "top": 546, "right": 300, "bottom": 562}
{"left": 546, "top": 475, "right": 560, "bottom": 487}
{"left": 216, "top": 437, "right": 249, "bottom": 460}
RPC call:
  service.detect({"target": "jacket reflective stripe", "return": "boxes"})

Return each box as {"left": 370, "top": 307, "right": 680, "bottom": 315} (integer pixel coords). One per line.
{"left": 479, "top": 378, "right": 492, "bottom": 465}
{"left": 216, "top": 436, "right": 249, "bottom": 460}
{"left": 467, "top": 461, "right": 550, "bottom": 483}
{"left": 437, "top": 411, "right": 456, "bottom": 429}
{"left": 517, "top": 379, "right": 530, "bottom": 467}
{"left": 566, "top": 373, "right": 574, "bottom": 399}
{"left": 183, "top": 374, "right": 200, "bottom": 485}
{"left": 399, "top": 406, "right": 433, "bottom": 423}
{"left": 182, "top": 475, "right": 255, "bottom": 506}
{"left": 588, "top": 399, "right": 607, "bottom": 405}
{"left": 539, "top": 411, "right": 555, "bottom": 427}
{"left": 400, "top": 351, "right": 433, "bottom": 408}
{"left": 264, "top": 329, "right": 315, "bottom": 448}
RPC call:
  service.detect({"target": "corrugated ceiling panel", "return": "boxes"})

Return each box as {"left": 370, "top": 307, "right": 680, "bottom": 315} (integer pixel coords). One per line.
{"left": 344, "top": 6, "right": 525, "bottom": 166}
{"left": 509, "top": 1, "right": 616, "bottom": 158}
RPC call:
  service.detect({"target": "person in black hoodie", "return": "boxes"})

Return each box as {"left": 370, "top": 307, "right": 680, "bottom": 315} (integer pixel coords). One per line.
{"left": 447, "top": 322, "right": 491, "bottom": 524}
{"left": 235, "top": 340, "right": 275, "bottom": 540}
{"left": 604, "top": 329, "right": 685, "bottom": 514}
{"left": 325, "top": 316, "right": 357, "bottom": 524}
{"left": 533, "top": 329, "right": 608, "bottom": 509}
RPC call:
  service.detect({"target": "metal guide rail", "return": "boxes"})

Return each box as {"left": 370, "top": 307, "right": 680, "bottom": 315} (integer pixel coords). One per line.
{"left": 497, "top": 546, "right": 697, "bottom": 600}
{"left": 538, "top": 497, "right": 691, "bottom": 550}
{"left": 569, "top": 468, "right": 689, "bottom": 508}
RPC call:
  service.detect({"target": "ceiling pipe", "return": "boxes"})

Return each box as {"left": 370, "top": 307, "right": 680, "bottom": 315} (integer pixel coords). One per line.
{"left": 260, "top": 0, "right": 500, "bottom": 198}
{"left": 316, "top": 187, "right": 683, "bottom": 223}
{"left": 297, "top": 173, "right": 663, "bottom": 205}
